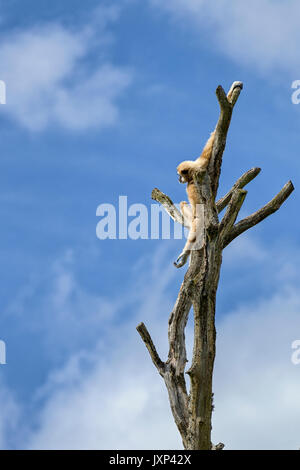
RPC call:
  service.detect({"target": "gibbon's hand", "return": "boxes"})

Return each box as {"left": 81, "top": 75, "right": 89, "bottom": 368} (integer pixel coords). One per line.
{"left": 174, "top": 251, "right": 190, "bottom": 269}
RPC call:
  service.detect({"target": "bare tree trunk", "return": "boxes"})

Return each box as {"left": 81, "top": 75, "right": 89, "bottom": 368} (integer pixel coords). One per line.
{"left": 137, "top": 82, "right": 294, "bottom": 450}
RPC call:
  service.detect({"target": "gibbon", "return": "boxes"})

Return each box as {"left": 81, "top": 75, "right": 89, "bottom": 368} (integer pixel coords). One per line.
{"left": 174, "top": 82, "right": 242, "bottom": 268}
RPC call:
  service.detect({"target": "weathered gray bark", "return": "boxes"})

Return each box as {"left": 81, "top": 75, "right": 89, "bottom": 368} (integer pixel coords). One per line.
{"left": 137, "top": 82, "right": 294, "bottom": 450}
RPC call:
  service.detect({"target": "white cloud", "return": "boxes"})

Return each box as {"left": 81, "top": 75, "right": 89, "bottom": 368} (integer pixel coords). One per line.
{"left": 25, "top": 351, "right": 182, "bottom": 450}
{"left": 23, "top": 279, "right": 300, "bottom": 450}
{"left": 213, "top": 286, "right": 300, "bottom": 449}
{"left": 150, "top": 0, "right": 300, "bottom": 76}
{"left": 0, "top": 7, "right": 132, "bottom": 131}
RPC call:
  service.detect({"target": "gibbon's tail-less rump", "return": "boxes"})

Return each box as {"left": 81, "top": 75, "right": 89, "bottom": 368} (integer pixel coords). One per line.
{"left": 174, "top": 81, "right": 243, "bottom": 268}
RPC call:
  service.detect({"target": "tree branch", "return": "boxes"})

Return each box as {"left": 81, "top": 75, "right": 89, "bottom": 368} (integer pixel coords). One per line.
{"left": 208, "top": 82, "right": 243, "bottom": 199}
{"left": 151, "top": 188, "right": 187, "bottom": 227}
{"left": 136, "top": 322, "right": 165, "bottom": 375}
{"left": 223, "top": 180, "right": 294, "bottom": 248}
{"left": 167, "top": 274, "right": 193, "bottom": 375}
{"left": 212, "top": 442, "right": 225, "bottom": 450}
{"left": 215, "top": 85, "right": 230, "bottom": 111}
{"left": 193, "top": 171, "right": 219, "bottom": 237}
{"left": 216, "top": 167, "right": 261, "bottom": 213}
{"left": 219, "top": 189, "right": 247, "bottom": 239}
{"left": 228, "top": 81, "right": 243, "bottom": 107}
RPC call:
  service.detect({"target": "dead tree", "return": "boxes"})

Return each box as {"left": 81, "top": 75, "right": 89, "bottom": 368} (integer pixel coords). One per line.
{"left": 136, "top": 82, "right": 294, "bottom": 450}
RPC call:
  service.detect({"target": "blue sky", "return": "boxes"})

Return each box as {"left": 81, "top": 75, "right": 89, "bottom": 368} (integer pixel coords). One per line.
{"left": 0, "top": 0, "right": 300, "bottom": 450}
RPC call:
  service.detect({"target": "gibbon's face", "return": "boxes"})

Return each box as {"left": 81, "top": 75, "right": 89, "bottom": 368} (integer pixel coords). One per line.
{"left": 177, "top": 161, "right": 194, "bottom": 183}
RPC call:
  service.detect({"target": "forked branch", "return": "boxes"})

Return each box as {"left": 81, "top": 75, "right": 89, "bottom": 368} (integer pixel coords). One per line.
{"left": 216, "top": 167, "right": 261, "bottom": 213}
{"left": 219, "top": 188, "right": 247, "bottom": 240}
{"left": 223, "top": 180, "right": 294, "bottom": 247}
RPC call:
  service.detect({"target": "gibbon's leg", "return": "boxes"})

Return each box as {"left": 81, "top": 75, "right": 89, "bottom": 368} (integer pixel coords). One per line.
{"left": 174, "top": 214, "right": 199, "bottom": 268}
{"left": 180, "top": 201, "right": 192, "bottom": 227}
{"left": 174, "top": 240, "right": 191, "bottom": 268}
{"left": 174, "top": 203, "right": 193, "bottom": 268}
{"left": 174, "top": 184, "right": 201, "bottom": 268}
{"left": 174, "top": 194, "right": 201, "bottom": 268}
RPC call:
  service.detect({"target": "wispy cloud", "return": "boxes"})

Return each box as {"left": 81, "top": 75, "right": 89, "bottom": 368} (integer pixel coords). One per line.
{"left": 150, "top": 0, "right": 300, "bottom": 77}
{"left": 0, "top": 379, "right": 19, "bottom": 449}
{"left": 5, "top": 246, "right": 181, "bottom": 449}
{"left": 0, "top": 6, "right": 132, "bottom": 131}
{"left": 24, "top": 349, "right": 182, "bottom": 450}
{"left": 214, "top": 285, "right": 300, "bottom": 449}
{"left": 4, "top": 249, "right": 122, "bottom": 356}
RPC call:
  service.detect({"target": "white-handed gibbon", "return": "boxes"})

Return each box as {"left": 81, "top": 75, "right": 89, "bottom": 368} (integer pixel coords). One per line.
{"left": 174, "top": 82, "right": 242, "bottom": 268}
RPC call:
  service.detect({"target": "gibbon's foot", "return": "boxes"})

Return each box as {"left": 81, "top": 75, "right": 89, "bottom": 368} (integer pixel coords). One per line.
{"left": 174, "top": 252, "right": 189, "bottom": 269}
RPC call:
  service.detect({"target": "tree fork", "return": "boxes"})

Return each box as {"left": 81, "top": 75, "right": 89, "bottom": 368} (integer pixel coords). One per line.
{"left": 137, "top": 82, "right": 294, "bottom": 450}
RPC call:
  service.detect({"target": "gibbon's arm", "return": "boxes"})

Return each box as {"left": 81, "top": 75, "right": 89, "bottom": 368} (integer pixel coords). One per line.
{"left": 174, "top": 216, "right": 198, "bottom": 268}
{"left": 194, "top": 131, "right": 215, "bottom": 171}
{"left": 193, "top": 81, "right": 242, "bottom": 171}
